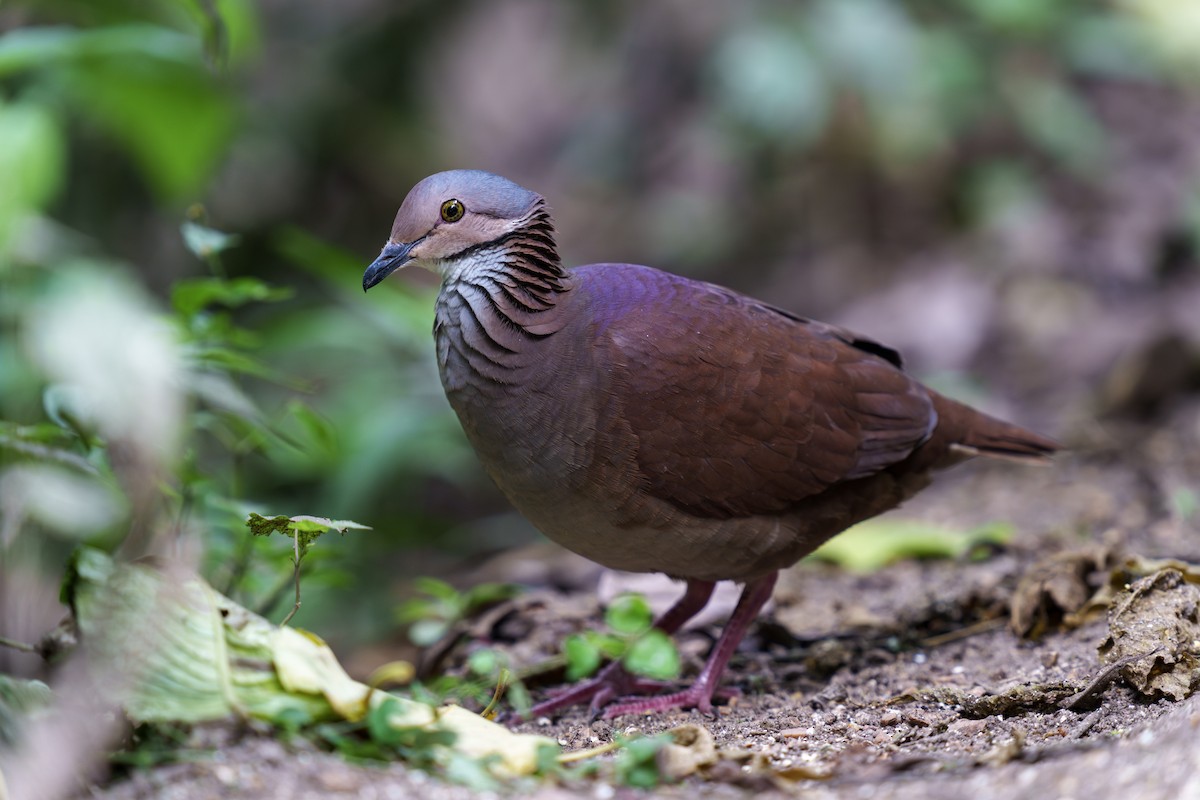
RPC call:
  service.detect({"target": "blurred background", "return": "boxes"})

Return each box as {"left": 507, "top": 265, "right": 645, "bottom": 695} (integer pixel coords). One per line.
{"left": 2, "top": 0, "right": 1200, "bottom": 674}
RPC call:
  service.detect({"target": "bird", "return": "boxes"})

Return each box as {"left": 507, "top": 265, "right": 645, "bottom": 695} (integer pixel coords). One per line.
{"left": 363, "top": 169, "right": 1059, "bottom": 719}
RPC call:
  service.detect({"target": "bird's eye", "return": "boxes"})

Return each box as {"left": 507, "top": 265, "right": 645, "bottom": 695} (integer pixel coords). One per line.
{"left": 440, "top": 199, "right": 465, "bottom": 223}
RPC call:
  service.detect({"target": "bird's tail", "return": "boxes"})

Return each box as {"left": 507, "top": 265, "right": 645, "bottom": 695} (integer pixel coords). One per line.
{"left": 928, "top": 392, "right": 1060, "bottom": 467}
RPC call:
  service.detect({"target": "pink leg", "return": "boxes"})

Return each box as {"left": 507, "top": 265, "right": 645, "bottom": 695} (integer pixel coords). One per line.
{"left": 518, "top": 579, "right": 716, "bottom": 720}
{"left": 601, "top": 571, "right": 778, "bottom": 718}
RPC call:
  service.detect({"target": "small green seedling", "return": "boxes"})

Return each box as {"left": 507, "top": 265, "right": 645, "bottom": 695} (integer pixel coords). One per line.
{"left": 564, "top": 593, "right": 680, "bottom": 682}
{"left": 395, "top": 577, "right": 520, "bottom": 647}
{"left": 246, "top": 512, "right": 370, "bottom": 625}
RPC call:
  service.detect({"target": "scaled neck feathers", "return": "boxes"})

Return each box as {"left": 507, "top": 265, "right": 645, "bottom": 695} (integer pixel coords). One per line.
{"left": 437, "top": 201, "right": 571, "bottom": 353}
{"left": 495, "top": 200, "right": 566, "bottom": 293}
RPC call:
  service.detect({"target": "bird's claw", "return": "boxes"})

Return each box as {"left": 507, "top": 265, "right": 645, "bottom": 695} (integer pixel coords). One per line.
{"left": 600, "top": 684, "right": 729, "bottom": 719}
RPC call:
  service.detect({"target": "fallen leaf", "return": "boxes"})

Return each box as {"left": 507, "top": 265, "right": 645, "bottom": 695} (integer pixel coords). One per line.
{"left": 67, "top": 548, "right": 555, "bottom": 777}
{"left": 1010, "top": 547, "right": 1110, "bottom": 638}
{"left": 979, "top": 727, "right": 1025, "bottom": 766}
{"left": 807, "top": 519, "right": 1012, "bottom": 574}
{"left": 1099, "top": 568, "right": 1200, "bottom": 701}
{"left": 656, "top": 724, "right": 718, "bottom": 779}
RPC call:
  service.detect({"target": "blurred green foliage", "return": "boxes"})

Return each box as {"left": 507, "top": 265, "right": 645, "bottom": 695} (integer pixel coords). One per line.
{"left": 1, "top": 0, "right": 1198, "bottom": 672}
{"left": 395, "top": 577, "right": 520, "bottom": 648}
{"left": 563, "top": 593, "right": 680, "bottom": 682}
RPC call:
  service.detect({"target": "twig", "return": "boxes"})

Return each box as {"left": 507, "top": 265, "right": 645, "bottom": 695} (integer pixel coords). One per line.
{"left": 558, "top": 739, "right": 623, "bottom": 763}
{"left": 0, "top": 634, "right": 36, "bottom": 653}
{"left": 920, "top": 617, "right": 1008, "bottom": 649}
{"left": 279, "top": 532, "right": 302, "bottom": 627}
{"left": 1060, "top": 647, "right": 1161, "bottom": 711}
{"left": 480, "top": 669, "right": 511, "bottom": 720}
{"left": 1070, "top": 708, "right": 1103, "bottom": 739}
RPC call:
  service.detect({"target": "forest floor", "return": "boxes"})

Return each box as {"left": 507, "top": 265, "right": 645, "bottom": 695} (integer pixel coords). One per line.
{"left": 93, "top": 398, "right": 1200, "bottom": 800}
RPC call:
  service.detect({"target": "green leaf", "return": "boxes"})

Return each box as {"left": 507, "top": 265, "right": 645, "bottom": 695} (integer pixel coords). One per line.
{"left": 0, "top": 25, "right": 203, "bottom": 76}
{"left": 564, "top": 633, "right": 602, "bottom": 681}
{"left": 394, "top": 597, "right": 438, "bottom": 625}
{"left": 246, "top": 512, "right": 293, "bottom": 538}
{"left": 366, "top": 695, "right": 404, "bottom": 745}
{"left": 0, "top": 675, "right": 52, "bottom": 738}
{"left": 444, "top": 751, "right": 504, "bottom": 792}
{"left": 41, "top": 383, "right": 96, "bottom": 444}
{"left": 1, "top": 676, "right": 50, "bottom": 747}
{"left": 807, "top": 519, "right": 1014, "bottom": 573}
{"left": 283, "top": 399, "right": 337, "bottom": 456}
{"left": 0, "top": 421, "right": 96, "bottom": 474}
{"left": 408, "top": 619, "right": 449, "bottom": 647}
{"left": 64, "top": 550, "right": 555, "bottom": 776}
{"left": 274, "top": 225, "right": 369, "bottom": 284}
{"left": 245, "top": 513, "right": 368, "bottom": 566}
{"left": 467, "top": 649, "right": 499, "bottom": 676}
{"left": 287, "top": 515, "right": 370, "bottom": 534}
{"left": 605, "top": 593, "right": 653, "bottom": 635}
{"left": 411, "top": 577, "right": 461, "bottom": 603}
{"left": 186, "top": 345, "right": 281, "bottom": 381}
{"left": 614, "top": 734, "right": 671, "bottom": 788}
{"left": 180, "top": 221, "right": 241, "bottom": 261}
{"left": 462, "top": 582, "right": 521, "bottom": 611}
{"left": 172, "top": 277, "right": 292, "bottom": 319}
{"left": 65, "top": 54, "right": 236, "bottom": 199}
{"left": 0, "top": 100, "right": 65, "bottom": 251}
{"left": 623, "top": 630, "right": 680, "bottom": 681}
{"left": 506, "top": 681, "right": 532, "bottom": 720}
{"left": 175, "top": 0, "right": 262, "bottom": 68}
{"left": 0, "top": 463, "right": 126, "bottom": 539}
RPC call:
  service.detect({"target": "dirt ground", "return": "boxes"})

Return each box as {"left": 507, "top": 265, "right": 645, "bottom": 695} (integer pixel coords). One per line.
{"left": 90, "top": 396, "right": 1200, "bottom": 800}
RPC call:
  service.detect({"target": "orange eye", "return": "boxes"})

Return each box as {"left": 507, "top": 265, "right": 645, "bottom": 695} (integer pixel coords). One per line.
{"left": 440, "top": 198, "right": 465, "bottom": 223}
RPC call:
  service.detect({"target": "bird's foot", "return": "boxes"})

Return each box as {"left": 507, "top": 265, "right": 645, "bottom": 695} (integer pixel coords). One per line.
{"left": 513, "top": 661, "right": 671, "bottom": 722}
{"left": 601, "top": 681, "right": 735, "bottom": 719}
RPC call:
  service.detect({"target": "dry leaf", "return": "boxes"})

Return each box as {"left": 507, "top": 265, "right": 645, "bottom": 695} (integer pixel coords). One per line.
{"left": 69, "top": 548, "right": 555, "bottom": 777}
{"left": 1099, "top": 568, "right": 1200, "bottom": 701}
{"left": 1010, "top": 547, "right": 1110, "bottom": 638}
{"left": 656, "top": 724, "right": 719, "bottom": 779}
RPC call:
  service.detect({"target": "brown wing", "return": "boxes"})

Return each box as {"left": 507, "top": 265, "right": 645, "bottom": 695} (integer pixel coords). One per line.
{"left": 603, "top": 279, "right": 935, "bottom": 519}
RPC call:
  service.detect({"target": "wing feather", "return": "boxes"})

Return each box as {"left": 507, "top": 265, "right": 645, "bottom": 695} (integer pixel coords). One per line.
{"left": 600, "top": 277, "right": 934, "bottom": 518}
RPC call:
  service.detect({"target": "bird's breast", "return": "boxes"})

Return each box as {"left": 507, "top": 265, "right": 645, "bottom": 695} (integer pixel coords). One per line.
{"left": 434, "top": 281, "right": 603, "bottom": 501}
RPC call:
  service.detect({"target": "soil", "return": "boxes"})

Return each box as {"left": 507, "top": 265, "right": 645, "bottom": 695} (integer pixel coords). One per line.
{"left": 91, "top": 400, "right": 1200, "bottom": 800}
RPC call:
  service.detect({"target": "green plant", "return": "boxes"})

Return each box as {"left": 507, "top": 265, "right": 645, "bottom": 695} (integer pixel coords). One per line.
{"left": 315, "top": 697, "right": 508, "bottom": 792}
{"left": 563, "top": 594, "right": 680, "bottom": 683}
{"left": 612, "top": 733, "right": 673, "bottom": 789}
{"left": 246, "top": 513, "right": 370, "bottom": 625}
{"left": 395, "top": 578, "right": 520, "bottom": 647}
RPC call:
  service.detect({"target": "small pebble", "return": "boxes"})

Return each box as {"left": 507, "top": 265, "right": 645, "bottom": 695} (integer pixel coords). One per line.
{"left": 949, "top": 718, "right": 987, "bottom": 737}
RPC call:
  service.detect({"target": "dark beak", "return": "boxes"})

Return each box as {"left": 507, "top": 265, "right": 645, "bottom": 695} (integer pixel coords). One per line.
{"left": 363, "top": 240, "right": 419, "bottom": 291}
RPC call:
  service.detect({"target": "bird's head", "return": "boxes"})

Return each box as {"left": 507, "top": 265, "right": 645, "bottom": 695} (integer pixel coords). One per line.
{"left": 362, "top": 170, "right": 544, "bottom": 291}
